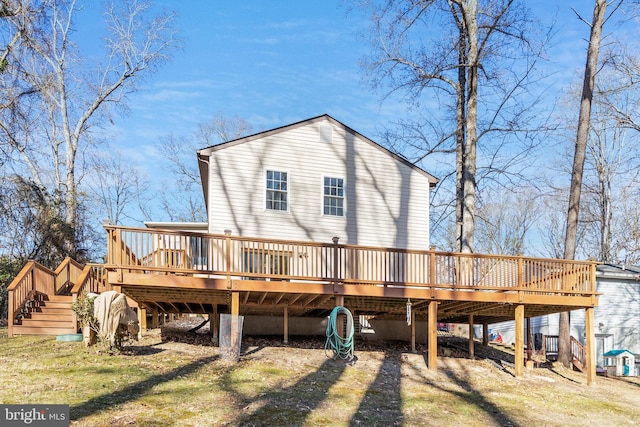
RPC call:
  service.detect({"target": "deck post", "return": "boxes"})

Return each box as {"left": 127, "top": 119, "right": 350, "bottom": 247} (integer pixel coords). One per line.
{"left": 335, "top": 294, "right": 345, "bottom": 339}
{"left": 211, "top": 304, "right": 218, "bottom": 344}
{"left": 7, "top": 290, "right": 14, "bottom": 338}
{"left": 482, "top": 323, "right": 489, "bottom": 346}
{"left": 468, "top": 314, "right": 475, "bottom": 358}
{"left": 225, "top": 230, "right": 232, "bottom": 290}
{"left": 429, "top": 246, "right": 436, "bottom": 298}
{"left": 515, "top": 304, "right": 524, "bottom": 377}
{"left": 411, "top": 308, "right": 416, "bottom": 353}
{"left": 526, "top": 317, "right": 531, "bottom": 362}
{"left": 137, "top": 307, "right": 147, "bottom": 340}
{"left": 230, "top": 292, "right": 240, "bottom": 355}
{"left": 427, "top": 300, "right": 437, "bottom": 370}
{"left": 151, "top": 307, "right": 159, "bottom": 329}
{"left": 283, "top": 304, "right": 289, "bottom": 344}
{"left": 231, "top": 292, "right": 240, "bottom": 316}
{"left": 586, "top": 307, "right": 596, "bottom": 385}
{"left": 332, "top": 236, "right": 340, "bottom": 293}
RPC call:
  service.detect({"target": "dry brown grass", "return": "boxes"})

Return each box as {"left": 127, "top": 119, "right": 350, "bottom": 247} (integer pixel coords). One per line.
{"left": 1, "top": 325, "right": 639, "bottom": 426}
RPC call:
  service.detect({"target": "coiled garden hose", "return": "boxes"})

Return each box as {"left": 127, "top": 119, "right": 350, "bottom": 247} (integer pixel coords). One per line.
{"left": 325, "top": 306, "right": 354, "bottom": 360}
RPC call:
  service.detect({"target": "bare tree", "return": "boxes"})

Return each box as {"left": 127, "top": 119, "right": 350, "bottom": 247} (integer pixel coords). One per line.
{"left": 87, "top": 152, "right": 152, "bottom": 226}
{"left": 361, "top": 0, "right": 552, "bottom": 253}
{"left": 0, "top": 0, "right": 178, "bottom": 259}
{"left": 475, "top": 186, "right": 538, "bottom": 255}
{"left": 559, "top": 0, "right": 609, "bottom": 368}
{"left": 158, "top": 113, "right": 252, "bottom": 222}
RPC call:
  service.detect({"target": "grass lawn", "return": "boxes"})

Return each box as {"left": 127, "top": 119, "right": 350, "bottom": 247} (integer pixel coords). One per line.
{"left": 1, "top": 327, "right": 639, "bottom": 426}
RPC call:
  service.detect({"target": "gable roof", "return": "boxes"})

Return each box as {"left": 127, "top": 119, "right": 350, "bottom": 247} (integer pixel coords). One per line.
{"left": 196, "top": 115, "right": 439, "bottom": 209}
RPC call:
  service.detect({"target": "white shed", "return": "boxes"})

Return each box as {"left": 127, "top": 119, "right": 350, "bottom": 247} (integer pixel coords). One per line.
{"left": 603, "top": 349, "right": 636, "bottom": 377}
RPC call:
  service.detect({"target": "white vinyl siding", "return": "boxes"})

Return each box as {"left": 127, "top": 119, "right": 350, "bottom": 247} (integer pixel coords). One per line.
{"left": 207, "top": 117, "right": 431, "bottom": 250}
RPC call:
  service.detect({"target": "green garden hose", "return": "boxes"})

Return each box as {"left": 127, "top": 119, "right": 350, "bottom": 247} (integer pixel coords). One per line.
{"left": 325, "top": 306, "right": 354, "bottom": 360}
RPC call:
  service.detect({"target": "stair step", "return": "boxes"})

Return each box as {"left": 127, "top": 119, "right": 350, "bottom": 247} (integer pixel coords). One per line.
{"left": 31, "top": 307, "right": 72, "bottom": 315}
{"left": 11, "top": 325, "right": 78, "bottom": 336}
{"left": 37, "top": 301, "right": 72, "bottom": 309}
{"left": 46, "top": 295, "right": 73, "bottom": 302}
{"left": 29, "top": 312, "right": 74, "bottom": 322}
{"left": 21, "top": 319, "right": 74, "bottom": 328}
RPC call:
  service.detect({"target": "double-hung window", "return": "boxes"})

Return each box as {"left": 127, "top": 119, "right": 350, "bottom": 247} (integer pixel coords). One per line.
{"left": 323, "top": 177, "right": 344, "bottom": 216}
{"left": 266, "top": 170, "right": 288, "bottom": 211}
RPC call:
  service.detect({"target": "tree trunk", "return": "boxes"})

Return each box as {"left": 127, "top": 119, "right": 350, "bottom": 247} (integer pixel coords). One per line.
{"left": 559, "top": 0, "right": 606, "bottom": 368}
{"left": 455, "top": 14, "right": 467, "bottom": 252}
{"left": 460, "top": 0, "right": 478, "bottom": 254}
{"left": 64, "top": 133, "right": 78, "bottom": 259}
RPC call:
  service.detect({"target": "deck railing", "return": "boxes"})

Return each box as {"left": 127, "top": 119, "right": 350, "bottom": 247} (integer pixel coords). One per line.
{"left": 54, "top": 257, "right": 85, "bottom": 295}
{"left": 70, "top": 264, "right": 110, "bottom": 299}
{"left": 7, "top": 260, "right": 57, "bottom": 337}
{"left": 104, "top": 225, "right": 598, "bottom": 296}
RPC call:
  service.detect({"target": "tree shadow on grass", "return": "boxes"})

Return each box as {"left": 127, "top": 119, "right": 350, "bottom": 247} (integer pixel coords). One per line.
{"left": 611, "top": 376, "right": 640, "bottom": 389}
{"left": 231, "top": 358, "right": 347, "bottom": 426}
{"left": 70, "top": 354, "right": 218, "bottom": 421}
{"left": 547, "top": 367, "right": 581, "bottom": 384}
{"left": 438, "top": 363, "right": 520, "bottom": 427}
{"left": 349, "top": 350, "right": 403, "bottom": 426}
{"left": 406, "top": 354, "right": 520, "bottom": 427}
{"left": 119, "top": 345, "right": 165, "bottom": 356}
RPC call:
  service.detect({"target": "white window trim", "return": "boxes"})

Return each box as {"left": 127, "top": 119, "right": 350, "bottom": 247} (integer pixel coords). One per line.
{"left": 321, "top": 175, "right": 346, "bottom": 217}
{"left": 264, "top": 168, "right": 290, "bottom": 213}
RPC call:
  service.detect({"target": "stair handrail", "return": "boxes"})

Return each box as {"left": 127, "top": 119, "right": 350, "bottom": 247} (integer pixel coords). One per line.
{"left": 54, "top": 257, "right": 85, "bottom": 295}
{"left": 7, "top": 260, "right": 57, "bottom": 337}
{"left": 570, "top": 336, "right": 586, "bottom": 370}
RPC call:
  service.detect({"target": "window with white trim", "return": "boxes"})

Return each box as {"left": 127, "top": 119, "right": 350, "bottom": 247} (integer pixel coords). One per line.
{"left": 323, "top": 177, "right": 344, "bottom": 216}
{"left": 266, "top": 170, "right": 288, "bottom": 211}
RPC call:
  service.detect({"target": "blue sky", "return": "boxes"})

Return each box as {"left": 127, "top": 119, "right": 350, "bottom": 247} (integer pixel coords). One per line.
{"left": 85, "top": 1, "right": 604, "bottom": 146}
{"left": 73, "top": 1, "right": 633, "bottom": 224}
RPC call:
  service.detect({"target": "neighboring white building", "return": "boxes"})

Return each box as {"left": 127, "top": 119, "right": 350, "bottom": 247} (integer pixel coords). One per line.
{"left": 489, "top": 264, "right": 640, "bottom": 366}
{"left": 196, "top": 114, "right": 438, "bottom": 250}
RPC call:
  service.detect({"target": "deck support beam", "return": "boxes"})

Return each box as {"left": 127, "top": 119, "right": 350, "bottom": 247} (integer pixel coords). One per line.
{"left": 137, "top": 307, "right": 147, "bottom": 340}
{"left": 586, "top": 307, "right": 596, "bottom": 385}
{"left": 526, "top": 317, "right": 532, "bottom": 362}
{"left": 468, "top": 314, "right": 475, "bottom": 358}
{"left": 230, "top": 292, "right": 240, "bottom": 356}
{"left": 211, "top": 304, "right": 218, "bottom": 344}
{"left": 283, "top": 305, "right": 289, "bottom": 344}
{"left": 482, "top": 322, "right": 489, "bottom": 346}
{"left": 231, "top": 292, "right": 239, "bottom": 317}
{"left": 151, "top": 307, "right": 159, "bottom": 329}
{"left": 427, "top": 300, "right": 437, "bottom": 370}
{"left": 515, "top": 304, "right": 524, "bottom": 377}
{"left": 410, "top": 308, "right": 416, "bottom": 353}
{"left": 335, "top": 295, "right": 345, "bottom": 341}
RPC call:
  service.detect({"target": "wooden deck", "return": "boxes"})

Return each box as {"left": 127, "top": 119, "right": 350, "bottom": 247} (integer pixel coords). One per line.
{"left": 8, "top": 225, "right": 600, "bottom": 383}
{"left": 104, "top": 225, "right": 598, "bottom": 321}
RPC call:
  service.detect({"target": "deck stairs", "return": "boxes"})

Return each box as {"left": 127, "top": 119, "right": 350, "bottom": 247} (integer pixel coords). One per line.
{"left": 12, "top": 294, "right": 76, "bottom": 336}
{"left": 7, "top": 258, "right": 110, "bottom": 337}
